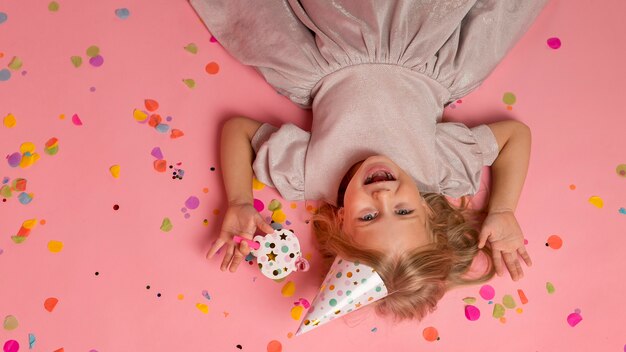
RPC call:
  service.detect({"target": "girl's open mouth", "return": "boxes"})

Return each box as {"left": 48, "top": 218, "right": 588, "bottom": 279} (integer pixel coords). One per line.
{"left": 364, "top": 167, "right": 396, "bottom": 185}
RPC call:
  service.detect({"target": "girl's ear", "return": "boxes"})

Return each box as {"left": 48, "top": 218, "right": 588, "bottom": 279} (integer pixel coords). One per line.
{"left": 337, "top": 207, "right": 345, "bottom": 223}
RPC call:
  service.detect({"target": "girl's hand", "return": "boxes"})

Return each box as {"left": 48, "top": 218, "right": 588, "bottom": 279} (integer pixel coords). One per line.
{"left": 478, "top": 209, "right": 532, "bottom": 281}
{"left": 207, "top": 202, "right": 275, "bottom": 273}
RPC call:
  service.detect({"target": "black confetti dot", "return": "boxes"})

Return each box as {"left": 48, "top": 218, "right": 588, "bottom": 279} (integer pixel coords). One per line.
{"left": 95, "top": 272, "right": 99, "bottom": 276}
{"left": 289, "top": 253, "right": 294, "bottom": 258}
{"left": 545, "top": 243, "right": 549, "bottom": 246}
{"left": 210, "top": 167, "right": 215, "bottom": 171}
{"left": 113, "top": 204, "right": 119, "bottom": 210}
{"left": 169, "top": 165, "right": 173, "bottom": 169}
{"left": 269, "top": 243, "right": 275, "bottom": 248}
{"left": 146, "top": 285, "right": 151, "bottom": 289}
{"left": 157, "top": 293, "right": 161, "bottom": 297}
{"left": 236, "top": 345, "right": 242, "bottom": 350}
{"left": 172, "top": 176, "right": 176, "bottom": 179}
{"left": 2, "top": 199, "right": 6, "bottom": 202}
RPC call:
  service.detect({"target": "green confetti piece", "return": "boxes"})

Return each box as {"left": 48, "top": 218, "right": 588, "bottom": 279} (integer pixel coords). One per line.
{"left": 462, "top": 297, "right": 476, "bottom": 304}
{"left": 492, "top": 303, "right": 505, "bottom": 318}
{"left": 502, "top": 294, "right": 516, "bottom": 309}
{"left": 182, "top": 78, "right": 195, "bottom": 88}
{"left": 44, "top": 145, "right": 59, "bottom": 156}
{"left": 8, "top": 56, "right": 23, "bottom": 70}
{"left": 48, "top": 1, "right": 60, "bottom": 12}
{"left": 0, "top": 185, "right": 12, "bottom": 198}
{"left": 268, "top": 199, "right": 282, "bottom": 211}
{"left": 71, "top": 56, "right": 82, "bottom": 68}
{"left": 11, "top": 235, "right": 27, "bottom": 244}
{"left": 546, "top": 282, "right": 555, "bottom": 294}
{"left": 3, "top": 315, "right": 18, "bottom": 330}
{"left": 160, "top": 217, "right": 173, "bottom": 232}
{"left": 86, "top": 45, "right": 100, "bottom": 58}
{"left": 502, "top": 92, "right": 516, "bottom": 105}
{"left": 184, "top": 43, "right": 198, "bottom": 54}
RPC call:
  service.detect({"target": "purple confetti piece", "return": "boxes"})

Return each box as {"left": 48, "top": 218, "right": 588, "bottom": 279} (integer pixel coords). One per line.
{"left": 89, "top": 55, "right": 104, "bottom": 67}
{"left": 185, "top": 196, "right": 200, "bottom": 210}
{"left": 151, "top": 147, "right": 163, "bottom": 159}
{"left": 7, "top": 152, "right": 22, "bottom": 167}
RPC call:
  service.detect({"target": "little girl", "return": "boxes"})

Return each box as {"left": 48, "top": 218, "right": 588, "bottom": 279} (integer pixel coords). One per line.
{"left": 192, "top": 0, "right": 545, "bottom": 322}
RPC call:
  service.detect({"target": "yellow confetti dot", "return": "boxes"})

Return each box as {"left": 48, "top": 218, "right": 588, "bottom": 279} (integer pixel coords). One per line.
{"left": 23, "top": 218, "right": 38, "bottom": 229}
{"left": 3, "top": 113, "right": 16, "bottom": 128}
{"left": 47, "top": 240, "right": 63, "bottom": 253}
{"left": 133, "top": 109, "right": 148, "bottom": 122}
{"left": 516, "top": 308, "right": 523, "bottom": 314}
{"left": 290, "top": 202, "right": 297, "bottom": 209}
{"left": 588, "top": 196, "right": 603, "bottom": 208}
{"left": 177, "top": 294, "right": 184, "bottom": 300}
{"left": 252, "top": 177, "right": 266, "bottom": 190}
{"left": 281, "top": 281, "right": 296, "bottom": 297}
{"left": 59, "top": 114, "right": 65, "bottom": 120}
{"left": 20, "top": 142, "right": 36, "bottom": 154}
{"left": 287, "top": 332, "right": 294, "bottom": 339}
{"left": 109, "top": 165, "right": 120, "bottom": 178}
{"left": 290, "top": 305, "right": 304, "bottom": 320}
{"left": 196, "top": 303, "right": 209, "bottom": 314}
{"left": 272, "top": 210, "right": 287, "bottom": 223}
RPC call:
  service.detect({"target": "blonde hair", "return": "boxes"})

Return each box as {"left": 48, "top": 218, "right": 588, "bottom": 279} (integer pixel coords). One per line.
{"left": 310, "top": 193, "right": 496, "bottom": 323}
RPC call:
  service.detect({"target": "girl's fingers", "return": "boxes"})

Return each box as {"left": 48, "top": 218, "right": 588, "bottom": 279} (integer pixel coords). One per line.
{"left": 239, "top": 239, "right": 251, "bottom": 257}
{"left": 206, "top": 237, "right": 226, "bottom": 260}
{"left": 256, "top": 216, "right": 275, "bottom": 234}
{"left": 477, "top": 229, "right": 490, "bottom": 249}
{"left": 515, "top": 261, "right": 524, "bottom": 280}
{"left": 220, "top": 243, "right": 235, "bottom": 271}
{"left": 518, "top": 247, "right": 533, "bottom": 267}
{"left": 229, "top": 241, "right": 248, "bottom": 272}
{"left": 492, "top": 249, "right": 504, "bottom": 277}
{"left": 502, "top": 252, "right": 519, "bottom": 281}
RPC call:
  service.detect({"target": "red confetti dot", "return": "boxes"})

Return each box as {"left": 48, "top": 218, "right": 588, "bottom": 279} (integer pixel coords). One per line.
{"left": 205, "top": 62, "right": 220, "bottom": 74}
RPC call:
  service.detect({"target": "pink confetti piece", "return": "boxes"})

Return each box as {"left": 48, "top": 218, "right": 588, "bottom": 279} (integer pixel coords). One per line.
{"left": 72, "top": 113, "right": 83, "bottom": 126}
{"left": 567, "top": 312, "right": 582, "bottom": 327}
{"left": 547, "top": 37, "right": 561, "bottom": 49}
{"left": 479, "top": 285, "right": 495, "bottom": 300}
{"left": 185, "top": 196, "right": 199, "bottom": 210}
{"left": 464, "top": 305, "right": 480, "bottom": 321}
{"left": 89, "top": 55, "right": 104, "bottom": 67}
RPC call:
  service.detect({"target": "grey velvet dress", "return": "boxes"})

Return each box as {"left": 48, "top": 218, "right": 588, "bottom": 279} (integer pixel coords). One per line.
{"left": 189, "top": 0, "right": 548, "bottom": 207}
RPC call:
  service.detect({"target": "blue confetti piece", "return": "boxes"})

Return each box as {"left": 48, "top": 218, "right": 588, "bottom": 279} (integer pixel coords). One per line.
{"left": 115, "top": 8, "right": 130, "bottom": 20}
{"left": 18, "top": 192, "right": 32, "bottom": 204}
{"left": 270, "top": 222, "right": 282, "bottom": 230}
{"left": 155, "top": 123, "right": 170, "bottom": 133}
{"left": 0, "top": 68, "right": 11, "bottom": 81}
{"left": 29, "top": 333, "right": 36, "bottom": 349}
{"left": 0, "top": 12, "right": 7, "bottom": 25}
{"left": 245, "top": 253, "right": 255, "bottom": 261}
{"left": 619, "top": 207, "right": 626, "bottom": 215}
{"left": 202, "top": 290, "right": 211, "bottom": 300}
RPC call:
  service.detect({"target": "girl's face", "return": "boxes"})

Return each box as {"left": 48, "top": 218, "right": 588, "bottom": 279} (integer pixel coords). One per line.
{"left": 339, "top": 155, "right": 432, "bottom": 255}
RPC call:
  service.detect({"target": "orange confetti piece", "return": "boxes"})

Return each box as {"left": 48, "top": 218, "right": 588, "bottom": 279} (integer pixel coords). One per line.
{"left": 54, "top": 349, "right": 64, "bottom": 352}
{"left": 205, "top": 62, "right": 220, "bottom": 74}
{"left": 44, "top": 297, "right": 59, "bottom": 312}
{"left": 422, "top": 326, "right": 438, "bottom": 342}
{"left": 153, "top": 159, "right": 167, "bottom": 172}
{"left": 148, "top": 114, "right": 162, "bottom": 127}
{"left": 517, "top": 289, "right": 528, "bottom": 304}
{"left": 145, "top": 99, "right": 159, "bottom": 112}
{"left": 170, "top": 129, "right": 184, "bottom": 139}
{"left": 267, "top": 340, "right": 282, "bottom": 352}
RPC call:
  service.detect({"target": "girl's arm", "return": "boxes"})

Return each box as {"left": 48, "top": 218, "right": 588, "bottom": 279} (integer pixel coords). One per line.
{"left": 479, "top": 120, "right": 532, "bottom": 281}
{"left": 485, "top": 120, "right": 531, "bottom": 213}
{"left": 220, "top": 116, "right": 264, "bottom": 205}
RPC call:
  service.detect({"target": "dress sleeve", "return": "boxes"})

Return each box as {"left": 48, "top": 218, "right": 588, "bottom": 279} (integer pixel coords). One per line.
{"left": 250, "top": 122, "right": 309, "bottom": 201}
{"left": 436, "top": 122, "right": 500, "bottom": 198}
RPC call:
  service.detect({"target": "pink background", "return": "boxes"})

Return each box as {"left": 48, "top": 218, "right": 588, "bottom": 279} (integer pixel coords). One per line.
{"left": 1, "top": 0, "right": 625, "bottom": 351}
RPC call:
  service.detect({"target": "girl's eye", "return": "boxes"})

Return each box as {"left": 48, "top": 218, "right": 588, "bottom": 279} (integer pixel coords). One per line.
{"left": 396, "top": 209, "right": 413, "bottom": 215}
{"left": 359, "top": 213, "right": 377, "bottom": 221}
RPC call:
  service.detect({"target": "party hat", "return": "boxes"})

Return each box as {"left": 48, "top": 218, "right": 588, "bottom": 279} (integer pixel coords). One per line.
{"left": 295, "top": 256, "right": 389, "bottom": 336}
